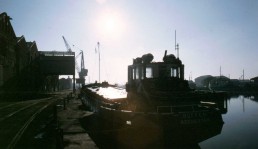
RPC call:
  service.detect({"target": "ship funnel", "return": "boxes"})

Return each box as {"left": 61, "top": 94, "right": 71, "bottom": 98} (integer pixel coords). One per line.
{"left": 163, "top": 50, "right": 167, "bottom": 62}
{"left": 164, "top": 50, "right": 167, "bottom": 57}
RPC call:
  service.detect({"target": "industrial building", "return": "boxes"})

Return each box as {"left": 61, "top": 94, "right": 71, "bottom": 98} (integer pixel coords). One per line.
{"left": 0, "top": 12, "right": 75, "bottom": 91}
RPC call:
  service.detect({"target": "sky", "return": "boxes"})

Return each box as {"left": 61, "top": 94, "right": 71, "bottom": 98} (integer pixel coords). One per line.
{"left": 1, "top": 0, "right": 258, "bottom": 84}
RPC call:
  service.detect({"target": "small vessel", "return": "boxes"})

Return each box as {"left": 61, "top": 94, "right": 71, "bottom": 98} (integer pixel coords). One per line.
{"left": 80, "top": 51, "right": 227, "bottom": 146}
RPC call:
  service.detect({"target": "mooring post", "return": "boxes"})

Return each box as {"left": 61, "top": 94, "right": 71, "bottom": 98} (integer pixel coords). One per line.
{"left": 67, "top": 95, "right": 69, "bottom": 103}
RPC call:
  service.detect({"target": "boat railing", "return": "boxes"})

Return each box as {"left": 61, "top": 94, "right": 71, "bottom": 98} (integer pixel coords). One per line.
{"left": 157, "top": 104, "right": 208, "bottom": 114}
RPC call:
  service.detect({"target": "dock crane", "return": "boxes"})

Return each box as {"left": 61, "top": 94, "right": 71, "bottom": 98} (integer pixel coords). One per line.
{"left": 76, "top": 50, "right": 88, "bottom": 84}
{"left": 62, "top": 36, "right": 72, "bottom": 53}
{"left": 62, "top": 36, "right": 88, "bottom": 85}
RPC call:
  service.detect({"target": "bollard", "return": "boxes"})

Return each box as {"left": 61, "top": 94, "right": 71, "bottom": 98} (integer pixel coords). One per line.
{"left": 67, "top": 93, "right": 72, "bottom": 103}
{"left": 67, "top": 96, "right": 69, "bottom": 103}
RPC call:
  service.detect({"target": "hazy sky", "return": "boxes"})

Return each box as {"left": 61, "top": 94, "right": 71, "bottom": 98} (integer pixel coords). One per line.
{"left": 1, "top": 0, "right": 258, "bottom": 84}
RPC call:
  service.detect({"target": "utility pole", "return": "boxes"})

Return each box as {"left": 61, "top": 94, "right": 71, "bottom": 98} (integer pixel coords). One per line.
{"left": 97, "top": 42, "right": 100, "bottom": 83}
{"left": 220, "top": 66, "right": 222, "bottom": 77}
{"left": 243, "top": 69, "right": 245, "bottom": 80}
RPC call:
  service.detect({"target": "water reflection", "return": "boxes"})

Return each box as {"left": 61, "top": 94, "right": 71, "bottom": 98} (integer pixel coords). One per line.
{"left": 199, "top": 95, "right": 258, "bottom": 149}
{"left": 249, "top": 95, "right": 258, "bottom": 102}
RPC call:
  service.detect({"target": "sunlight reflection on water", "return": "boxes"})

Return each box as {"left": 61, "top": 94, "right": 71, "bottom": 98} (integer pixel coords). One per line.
{"left": 90, "top": 86, "right": 127, "bottom": 99}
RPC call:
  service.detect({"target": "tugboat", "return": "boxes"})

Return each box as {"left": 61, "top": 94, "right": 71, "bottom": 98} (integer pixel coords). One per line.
{"left": 80, "top": 50, "right": 227, "bottom": 147}
{"left": 125, "top": 51, "right": 227, "bottom": 111}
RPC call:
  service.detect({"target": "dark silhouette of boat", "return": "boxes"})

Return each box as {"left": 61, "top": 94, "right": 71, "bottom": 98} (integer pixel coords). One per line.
{"left": 80, "top": 51, "right": 227, "bottom": 147}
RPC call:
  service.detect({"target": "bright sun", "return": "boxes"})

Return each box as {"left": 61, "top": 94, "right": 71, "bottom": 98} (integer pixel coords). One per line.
{"left": 105, "top": 18, "right": 116, "bottom": 33}
{"left": 96, "top": 11, "right": 125, "bottom": 39}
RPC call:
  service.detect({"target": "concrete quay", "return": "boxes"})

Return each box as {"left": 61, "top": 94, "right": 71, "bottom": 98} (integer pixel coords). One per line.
{"left": 56, "top": 92, "right": 98, "bottom": 149}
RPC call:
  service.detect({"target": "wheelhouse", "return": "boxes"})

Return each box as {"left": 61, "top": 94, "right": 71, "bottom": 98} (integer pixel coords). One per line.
{"left": 127, "top": 51, "right": 184, "bottom": 83}
{"left": 126, "top": 51, "right": 189, "bottom": 92}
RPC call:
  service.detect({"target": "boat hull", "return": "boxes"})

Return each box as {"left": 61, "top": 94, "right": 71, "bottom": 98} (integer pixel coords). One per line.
{"left": 79, "top": 84, "right": 225, "bottom": 148}
{"left": 80, "top": 104, "right": 223, "bottom": 148}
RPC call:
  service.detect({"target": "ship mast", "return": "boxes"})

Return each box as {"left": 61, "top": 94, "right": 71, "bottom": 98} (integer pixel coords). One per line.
{"left": 175, "top": 30, "right": 179, "bottom": 58}
{"left": 97, "top": 42, "right": 100, "bottom": 83}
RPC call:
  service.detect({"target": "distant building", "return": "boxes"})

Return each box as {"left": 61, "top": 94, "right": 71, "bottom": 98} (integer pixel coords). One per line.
{"left": 188, "top": 80, "right": 196, "bottom": 89}
{"left": 195, "top": 75, "right": 233, "bottom": 90}
{"left": 194, "top": 73, "right": 258, "bottom": 92}
{"left": 251, "top": 76, "right": 258, "bottom": 85}
{"left": 26, "top": 41, "right": 39, "bottom": 62}
{"left": 0, "top": 12, "right": 17, "bottom": 87}
{"left": 59, "top": 77, "right": 72, "bottom": 90}
{"left": 195, "top": 75, "right": 213, "bottom": 87}
{"left": 16, "top": 36, "right": 27, "bottom": 73}
{"left": 0, "top": 12, "right": 72, "bottom": 92}
{"left": 0, "top": 12, "right": 42, "bottom": 91}
{"left": 209, "top": 76, "right": 230, "bottom": 89}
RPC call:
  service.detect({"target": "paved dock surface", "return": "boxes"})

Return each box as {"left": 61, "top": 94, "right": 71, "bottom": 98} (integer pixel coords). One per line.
{"left": 57, "top": 95, "right": 98, "bottom": 149}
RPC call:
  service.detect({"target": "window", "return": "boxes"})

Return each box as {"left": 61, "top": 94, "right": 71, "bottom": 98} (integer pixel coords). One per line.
{"left": 141, "top": 67, "right": 144, "bottom": 79}
{"left": 178, "top": 68, "right": 180, "bottom": 78}
{"left": 132, "top": 68, "right": 135, "bottom": 80}
{"left": 171, "top": 68, "right": 177, "bottom": 77}
{"left": 136, "top": 67, "right": 139, "bottom": 79}
{"left": 146, "top": 67, "right": 153, "bottom": 78}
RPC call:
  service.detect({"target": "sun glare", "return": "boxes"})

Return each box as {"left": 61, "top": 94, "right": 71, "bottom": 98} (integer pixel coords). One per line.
{"left": 96, "top": 11, "right": 125, "bottom": 39}
{"left": 105, "top": 18, "right": 116, "bottom": 33}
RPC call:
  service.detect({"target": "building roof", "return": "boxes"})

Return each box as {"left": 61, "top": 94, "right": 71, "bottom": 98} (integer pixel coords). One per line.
{"left": 251, "top": 76, "right": 258, "bottom": 81}
{"left": 16, "top": 35, "right": 25, "bottom": 43}
{"left": 0, "top": 12, "right": 16, "bottom": 39}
